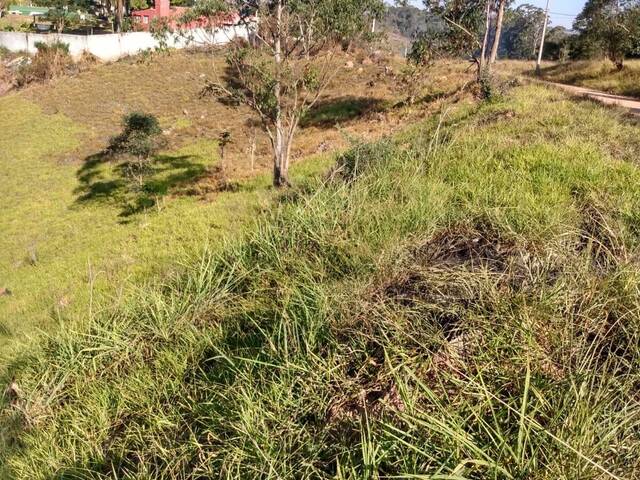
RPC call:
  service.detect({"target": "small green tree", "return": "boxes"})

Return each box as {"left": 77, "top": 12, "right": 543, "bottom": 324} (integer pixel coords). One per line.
{"left": 396, "top": 35, "right": 439, "bottom": 106}
{"left": 108, "top": 113, "right": 167, "bottom": 187}
{"left": 167, "top": 0, "right": 384, "bottom": 187}
{"left": 499, "top": 4, "right": 547, "bottom": 60}
{"left": 574, "top": 0, "right": 640, "bottom": 70}
{"left": 39, "top": 0, "right": 89, "bottom": 33}
{"left": 218, "top": 130, "right": 231, "bottom": 161}
{"left": 421, "top": 0, "right": 492, "bottom": 76}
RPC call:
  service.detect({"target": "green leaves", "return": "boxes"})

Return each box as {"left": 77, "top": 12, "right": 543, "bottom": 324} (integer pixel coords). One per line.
{"left": 574, "top": 0, "right": 640, "bottom": 67}
{"left": 108, "top": 112, "right": 165, "bottom": 160}
{"left": 422, "top": 0, "right": 488, "bottom": 58}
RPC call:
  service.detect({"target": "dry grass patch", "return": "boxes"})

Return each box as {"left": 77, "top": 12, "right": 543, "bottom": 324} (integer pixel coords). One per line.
{"left": 19, "top": 50, "right": 473, "bottom": 179}
{"left": 498, "top": 59, "right": 640, "bottom": 98}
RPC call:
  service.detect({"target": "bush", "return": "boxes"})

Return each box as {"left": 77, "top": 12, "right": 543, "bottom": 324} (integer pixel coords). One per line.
{"left": 33, "top": 41, "right": 70, "bottom": 56}
{"left": 15, "top": 41, "right": 72, "bottom": 86}
{"left": 108, "top": 112, "right": 167, "bottom": 185}
{"left": 109, "top": 112, "right": 164, "bottom": 158}
{"left": 0, "top": 63, "right": 13, "bottom": 95}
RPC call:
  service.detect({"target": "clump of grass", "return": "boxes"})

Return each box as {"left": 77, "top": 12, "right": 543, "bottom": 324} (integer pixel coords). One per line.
{"left": 3, "top": 84, "right": 640, "bottom": 479}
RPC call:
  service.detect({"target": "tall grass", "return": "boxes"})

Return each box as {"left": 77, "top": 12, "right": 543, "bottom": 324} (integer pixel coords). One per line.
{"left": 3, "top": 84, "right": 640, "bottom": 479}
{"left": 499, "top": 59, "right": 640, "bottom": 98}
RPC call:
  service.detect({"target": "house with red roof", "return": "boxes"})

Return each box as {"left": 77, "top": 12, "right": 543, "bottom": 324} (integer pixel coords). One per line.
{"left": 131, "top": 0, "right": 241, "bottom": 31}
{"left": 131, "top": 0, "right": 186, "bottom": 30}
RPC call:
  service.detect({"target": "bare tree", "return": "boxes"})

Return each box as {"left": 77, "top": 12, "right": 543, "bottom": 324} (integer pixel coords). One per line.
{"left": 489, "top": 0, "right": 508, "bottom": 63}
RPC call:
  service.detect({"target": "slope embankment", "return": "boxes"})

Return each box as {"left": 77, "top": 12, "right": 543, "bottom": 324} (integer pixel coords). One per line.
{"left": 3, "top": 82, "right": 640, "bottom": 479}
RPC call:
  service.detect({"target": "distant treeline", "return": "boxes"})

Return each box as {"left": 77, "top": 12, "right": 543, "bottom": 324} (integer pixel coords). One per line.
{"left": 384, "top": 2, "right": 640, "bottom": 64}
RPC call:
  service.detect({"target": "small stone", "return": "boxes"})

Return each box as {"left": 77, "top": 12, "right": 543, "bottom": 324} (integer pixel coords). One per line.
{"left": 344, "top": 61, "right": 354, "bottom": 69}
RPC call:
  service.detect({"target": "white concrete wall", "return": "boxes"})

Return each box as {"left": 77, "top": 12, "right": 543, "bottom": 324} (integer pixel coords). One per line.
{"left": 0, "top": 26, "right": 249, "bottom": 61}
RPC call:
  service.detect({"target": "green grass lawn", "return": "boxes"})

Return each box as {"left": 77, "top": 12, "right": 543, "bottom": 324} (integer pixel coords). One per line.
{"left": 3, "top": 82, "right": 640, "bottom": 478}
{"left": 0, "top": 93, "right": 333, "bottom": 366}
{"left": 0, "top": 50, "right": 459, "bottom": 369}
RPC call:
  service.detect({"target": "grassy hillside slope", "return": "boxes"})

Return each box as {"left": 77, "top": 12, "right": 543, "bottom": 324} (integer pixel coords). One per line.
{"left": 3, "top": 83, "right": 640, "bottom": 479}
{"left": 1, "top": 50, "right": 428, "bottom": 364}
{"left": 500, "top": 59, "right": 640, "bottom": 98}
{"left": 0, "top": 93, "right": 272, "bottom": 361}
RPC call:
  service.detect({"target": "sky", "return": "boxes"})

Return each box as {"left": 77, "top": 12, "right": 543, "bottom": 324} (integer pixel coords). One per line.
{"left": 402, "top": 0, "right": 587, "bottom": 29}
{"left": 513, "top": 0, "right": 587, "bottom": 28}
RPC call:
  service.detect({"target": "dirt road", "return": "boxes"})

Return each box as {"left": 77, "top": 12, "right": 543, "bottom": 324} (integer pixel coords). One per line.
{"left": 548, "top": 82, "right": 640, "bottom": 115}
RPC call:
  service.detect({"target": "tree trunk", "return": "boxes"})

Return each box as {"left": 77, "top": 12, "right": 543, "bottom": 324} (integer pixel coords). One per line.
{"left": 479, "top": 0, "right": 492, "bottom": 77}
{"left": 272, "top": 0, "right": 289, "bottom": 188}
{"left": 489, "top": 0, "right": 505, "bottom": 64}
{"left": 306, "top": 23, "right": 313, "bottom": 59}
{"left": 273, "top": 125, "right": 291, "bottom": 187}
{"left": 115, "top": 0, "right": 124, "bottom": 33}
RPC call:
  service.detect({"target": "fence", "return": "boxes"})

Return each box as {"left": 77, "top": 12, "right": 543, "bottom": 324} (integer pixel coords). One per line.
{"left": 0, "top": 26, "right": 249, "bottom": 61}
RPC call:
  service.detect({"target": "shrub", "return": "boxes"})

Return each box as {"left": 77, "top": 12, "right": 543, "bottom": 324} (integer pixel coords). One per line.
{"left": 15, "top": 41, "right": 72, "bottom": 86}
{"left": 108, "top": 112, "right": 167, "bottom": 186}
{"left": 33, "top": 41, "right": 70, "bottom": 56}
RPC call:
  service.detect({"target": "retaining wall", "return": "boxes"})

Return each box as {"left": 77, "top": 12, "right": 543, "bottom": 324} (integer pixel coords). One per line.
{"left": 0, "top": 26, "right": 248, "bottom": 61}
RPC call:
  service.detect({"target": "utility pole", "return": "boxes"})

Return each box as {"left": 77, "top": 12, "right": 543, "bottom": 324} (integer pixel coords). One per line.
{"left": 536, "top": 0, "right": 551, "bottom": 75}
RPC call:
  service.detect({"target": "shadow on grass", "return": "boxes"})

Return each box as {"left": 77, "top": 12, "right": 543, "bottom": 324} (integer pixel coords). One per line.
{"left": 74, "top": 151, "right": 210, "bottom": 219}
{"left": 301, "top": 96, "right": 388, "bottom": 128}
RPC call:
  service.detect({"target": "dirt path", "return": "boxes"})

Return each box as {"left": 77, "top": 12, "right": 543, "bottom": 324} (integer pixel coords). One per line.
{"left": 547, "top": 82, "right": 640, "bottom": 115}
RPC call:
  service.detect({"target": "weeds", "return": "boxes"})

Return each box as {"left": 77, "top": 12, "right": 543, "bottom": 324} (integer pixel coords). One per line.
{"left": 3, "top": 83, "right": 640, "bottom": 479}
{"left": 15, "top": 42, "right": 72, "bottom": 86}
{"left": 500, "top": 59, "right": 640, "bottom": 98}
